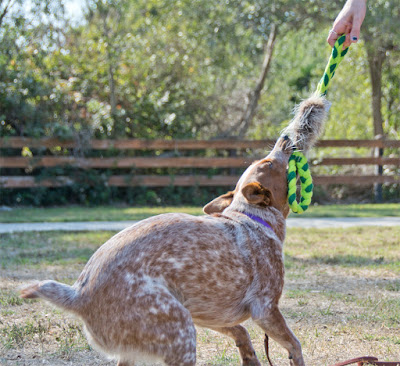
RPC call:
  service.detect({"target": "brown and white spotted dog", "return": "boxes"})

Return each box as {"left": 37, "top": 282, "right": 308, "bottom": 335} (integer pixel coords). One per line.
{"left": 21, "top": 136, "right": 305, "bottom": 366}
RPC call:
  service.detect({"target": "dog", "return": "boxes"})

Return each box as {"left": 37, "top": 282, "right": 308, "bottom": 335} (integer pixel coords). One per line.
{"left": 20, "top": 135, "right": 305, "bottom": 366}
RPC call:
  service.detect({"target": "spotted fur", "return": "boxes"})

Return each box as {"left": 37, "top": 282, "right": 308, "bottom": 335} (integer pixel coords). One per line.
{"left": 21, "top": 137, "right": 305, "bottom": 366}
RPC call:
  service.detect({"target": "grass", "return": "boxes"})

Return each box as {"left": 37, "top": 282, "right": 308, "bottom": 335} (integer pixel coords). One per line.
{"left": 1, "top": 227, "right": 399, "bottom": 272}
{"left": 1, "top": 203, "right": 399, "bottom": 223}
{"left": 1, "top": 227, "right": 400, "bottom": 365}
{"left": 285, "top": 227, "right": 400, "bottom": 272}
{"left": 0, "top": 231, "right": 112, "bottom": 269}
{"left": 0, "top": 206, "right": 203, "bottom": 223}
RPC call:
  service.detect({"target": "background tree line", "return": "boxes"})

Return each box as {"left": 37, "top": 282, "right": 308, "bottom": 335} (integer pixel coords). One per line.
{"left": 1, "top": 0, "right": 399, "bottom": 142}
{"left": 0, "top": 0, "right": 399, "bottom": 206}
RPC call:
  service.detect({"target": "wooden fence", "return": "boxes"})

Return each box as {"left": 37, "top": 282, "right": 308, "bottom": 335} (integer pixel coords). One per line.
{"left": 1, "top": 137, "right": 399, "bottom": 188}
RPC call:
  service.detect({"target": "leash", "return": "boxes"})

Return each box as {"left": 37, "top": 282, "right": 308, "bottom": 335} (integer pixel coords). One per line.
{"left": 287, "top": 34, "right": 349, "bottom": 214}
{"left": 265, "top": 338, "right": 399, "bottom": 366}
{"left": 330, "top": 356, "right": 400, "bottom": 365}
{"left": 264, "top": 334, "right": 274, "bottom": 366}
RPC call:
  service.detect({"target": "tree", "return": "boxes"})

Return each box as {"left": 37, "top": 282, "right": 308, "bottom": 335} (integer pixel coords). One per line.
{"left": 362, "top": 0, "right": 400, "bottom": 201}
{"left": 363, "top": 0, "right": 400, "bottom": 138}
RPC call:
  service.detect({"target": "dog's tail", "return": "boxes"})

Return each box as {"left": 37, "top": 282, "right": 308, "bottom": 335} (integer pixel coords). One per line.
{"left": 20, "top": 280, "right": 80, "bottom": 312}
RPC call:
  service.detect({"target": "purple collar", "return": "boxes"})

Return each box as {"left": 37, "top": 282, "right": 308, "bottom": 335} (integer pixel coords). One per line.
{"left": 243, "top": 212, "right": 274, "bottom": 233}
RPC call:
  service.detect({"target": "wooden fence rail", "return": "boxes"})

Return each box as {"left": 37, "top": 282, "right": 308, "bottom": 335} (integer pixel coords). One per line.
{"left": 1, "top": 137, "right": 399, "bottom": 188}
{"left": 1, "top": 156, "right": 400, "bottom": 169}
{"left": 2, "top": 137, "right": 400, "bottom": 149}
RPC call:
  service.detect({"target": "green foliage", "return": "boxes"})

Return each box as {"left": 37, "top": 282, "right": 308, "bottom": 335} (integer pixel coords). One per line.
{"left": 0, "top": 178, "right": 228, "bottom": 207}
{"left": 0, "top": 0, "right": 399, "bottom": 205}
{"left": 1, "top": 0, "right": 399, "bottom": 141}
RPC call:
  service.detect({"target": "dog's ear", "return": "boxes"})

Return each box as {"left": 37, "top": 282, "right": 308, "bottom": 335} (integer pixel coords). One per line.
{"left": 203, "top": 191, "right": 234, "bottom": 214}
{"left": 241, "top": 182, "right": 272, "bottom": 207}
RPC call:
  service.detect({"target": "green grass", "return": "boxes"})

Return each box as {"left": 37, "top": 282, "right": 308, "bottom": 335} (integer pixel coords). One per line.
{"left": 0, "top": 290, "right": 24, "bottom": 306}
{"left": 1, "top": 226, "right": 400, "bottom": 365}
{"left": 1, "top": 318, "right": 89, "bottom": 356}
{"left": 285, "top": 226, "right": 400, "bottom": 273}
{"left": 294, "top": 203, "right": 400, "bottom": 218}
{"left": 1, "top": 227, "right": 399, "bottom": 273}
{"left": 1, "top": 203, "right": 399, "bottom": 223}
{"left": 0, "top": 206, "right": 203, "bottom": 223}
{"left": 0, "top": 231, "right": 112, "bottom": 269}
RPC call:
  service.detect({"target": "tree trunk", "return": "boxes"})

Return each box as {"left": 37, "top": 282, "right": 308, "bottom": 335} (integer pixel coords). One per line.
{"left": 366, "top": 47, "right": 386, "bottom": 203}
{"left": 367, "top": 47, "right": 385, "bottom": 137}
{"left": 234, "top": 24, "right": 277, "bottom": 138}
{"left": 108, "top": 60, "right": 117, "bottom": 118}
{"left": 101, "top": 14, "right": 118, "bottom": 135}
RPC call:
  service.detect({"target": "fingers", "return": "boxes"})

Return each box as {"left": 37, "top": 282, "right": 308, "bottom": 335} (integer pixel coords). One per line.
{"left": 327, "top": 18, "right": 350, "bottom": 47}
{"left": 327, "top": 24, "right": 342, "bottom": 47}
{"left": 327, "top": 0, "right": 367, "bottom": 47}
{"left": 343, "top": 33, "right": 352, "bottom": 48}
{"left": 343, "top": 14, "right": 363, "bottom": 48}
{"left": 349, "top": 14, "right": 363, "bottom": 43}
{"left": 327, "top": 30, "right": 338, "bottom": 47}
{"left": 328, "top": 29, "right": 351, "bottom": 49}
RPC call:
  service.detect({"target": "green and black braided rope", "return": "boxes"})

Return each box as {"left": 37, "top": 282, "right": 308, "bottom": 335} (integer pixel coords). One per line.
{"left": 316, "top": 34, "right": 349, "bottom": 96}
{"left": 287, "top": 34, "right": 349, "bottom": 214}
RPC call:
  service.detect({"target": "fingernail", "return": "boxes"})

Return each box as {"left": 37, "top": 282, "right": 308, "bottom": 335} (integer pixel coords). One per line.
{"left": 351, "top": 36, "right": 358, "bottom": 41}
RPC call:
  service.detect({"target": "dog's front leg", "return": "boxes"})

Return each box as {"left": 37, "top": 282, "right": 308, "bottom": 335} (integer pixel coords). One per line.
{"left": 211, "top": 325, "right": 261, "bottom": 366}
{"left": 252, "top": 304, "right": 305, "bottom": 366}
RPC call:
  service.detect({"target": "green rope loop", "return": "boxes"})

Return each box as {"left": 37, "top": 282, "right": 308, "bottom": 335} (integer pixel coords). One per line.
{"left": 287, "top": 151, "right": 313, "bottom": 214}
{"left": 287, "top": 34, "right": 350, "bottom": 214}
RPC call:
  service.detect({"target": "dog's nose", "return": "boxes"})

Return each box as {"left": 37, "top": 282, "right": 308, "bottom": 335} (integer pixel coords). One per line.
{"left": 275, "top": 135, "right": 294, "bottom": 154}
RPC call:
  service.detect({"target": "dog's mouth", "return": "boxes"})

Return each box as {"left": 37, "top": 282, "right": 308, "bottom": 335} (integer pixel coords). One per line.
{"left": 263, "top": 136, "right": 294, "bottom": 167}
{"left": 275, "top": 135, "right": 295, "bottom": 155}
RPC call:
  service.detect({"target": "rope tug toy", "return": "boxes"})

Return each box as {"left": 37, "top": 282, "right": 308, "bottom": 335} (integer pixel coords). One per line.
{"left": 287, "top": 34, "right": 349, "bottom": 214}
{"left": 287, "top": 151, "right": 313, "bottom": 214}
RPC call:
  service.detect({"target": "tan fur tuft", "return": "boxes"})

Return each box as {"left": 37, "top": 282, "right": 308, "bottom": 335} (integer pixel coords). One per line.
{"left": 282, "top": 95, "right": 329, "bottom": 154}
{"left": 20, "top": 282, "right": 40, "bottom": 299}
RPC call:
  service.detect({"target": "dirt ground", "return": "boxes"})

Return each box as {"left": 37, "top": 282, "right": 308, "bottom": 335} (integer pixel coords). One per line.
{"left": 1, "top": 228, "right": 399, "bottom": 365}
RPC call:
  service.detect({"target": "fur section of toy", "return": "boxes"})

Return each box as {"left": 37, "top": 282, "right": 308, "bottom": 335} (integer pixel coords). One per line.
{"left": 282, "top": 95, "right": 330, "bottom": 154}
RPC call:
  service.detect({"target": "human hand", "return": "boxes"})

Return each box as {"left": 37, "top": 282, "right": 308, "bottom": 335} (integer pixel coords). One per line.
{"left": 327, "top": 0, "right": 367, "bottom": 48}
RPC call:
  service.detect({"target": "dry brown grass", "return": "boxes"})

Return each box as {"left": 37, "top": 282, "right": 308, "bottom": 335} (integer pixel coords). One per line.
{"left": 1, "top": 227, "right": 399, "bottom": 365}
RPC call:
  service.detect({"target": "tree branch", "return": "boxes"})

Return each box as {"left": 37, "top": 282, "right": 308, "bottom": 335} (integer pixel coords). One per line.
{"left": 223, "top": 23, "right": 278, "bottom": 138}
{"left": 0, "top": 0, "right": 16, "bottom": 29}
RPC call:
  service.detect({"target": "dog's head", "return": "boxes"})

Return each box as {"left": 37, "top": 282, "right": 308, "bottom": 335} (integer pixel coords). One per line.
{"left": 203, "top": 136, "right": 294, "bottom": 218}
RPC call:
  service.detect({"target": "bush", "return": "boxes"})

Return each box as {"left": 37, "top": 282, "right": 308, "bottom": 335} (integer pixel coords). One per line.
{"left": 0, "top": 185, "right": 229, "bottom": 207}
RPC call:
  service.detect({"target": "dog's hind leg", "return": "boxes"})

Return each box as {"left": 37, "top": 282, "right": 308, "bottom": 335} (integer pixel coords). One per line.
{"left": 252, "top": 305, "right": 304, "bottom": 366}
{"left": 153, "top": 297, "right": 196, "bottom": 366}
{"left": 88, "top": 280, "right": 196, "bottom": 366}
{"left": 211, "top": 325, "right": 261, "bottom": 366}
{"left": 135, "top": 289, "right": 196, "bottom": 366}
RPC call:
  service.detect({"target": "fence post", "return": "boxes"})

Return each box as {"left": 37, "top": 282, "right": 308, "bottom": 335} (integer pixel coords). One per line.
{"left": 374, "top": 135, "right": 384, "bottom": 203}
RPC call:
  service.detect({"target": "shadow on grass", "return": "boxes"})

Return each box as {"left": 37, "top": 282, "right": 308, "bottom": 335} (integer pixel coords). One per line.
{"left": 0, "top": 231, "right": 111, "bottom": 269}
{"left": 285, "top": 253, "right": 396, "bottom": 268}
{"left": 1, "top": 247, "right": 95, "bottom": 268}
